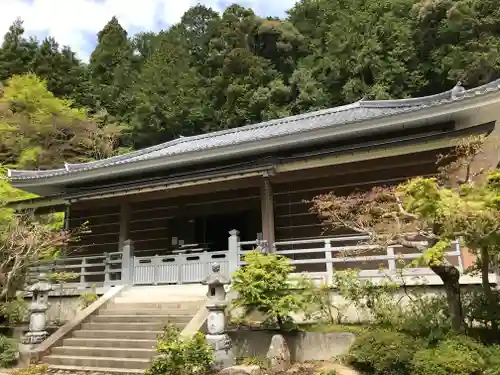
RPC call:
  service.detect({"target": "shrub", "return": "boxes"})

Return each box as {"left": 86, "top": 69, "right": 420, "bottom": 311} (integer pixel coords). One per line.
{"left": 462, "top": 287, "right": 500, "bottom": 334}
{"left": 11, "top": 364, "right": 49, "bottom": 375}
{"left": 373, "top": 293, "right": 452, "bottom": 342}
{"left": 147, "top": 324, "right": 213, "bottom": 375}
{"left": 346, "top": 329, "right": 423, "bottom": 375}
{"left": 412, "top": 335, "right": 488, "bottom": 375}
{"left": 0, "top": 296, "right": 28, "bottom": 325}
{"left": 484, "top": 345, "right": 500, "bottom": 375}
{"left": 231, "top": 250, "right": 303, "bottom": 330}
{"left": 241, "top": 356, "right": 266, "bottom": 368}
{"left": 0, "top": 334, "right": 18, "bottom": 367}
{"left": 296, "top": 276, "right": 351, "bottom": 325}
{"left": 79, "top": 285, "right": 98, "bottom": 309}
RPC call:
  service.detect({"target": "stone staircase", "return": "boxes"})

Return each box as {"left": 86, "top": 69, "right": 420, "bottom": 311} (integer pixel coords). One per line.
{"left": 43, "top": 286, "right": 207, "bottom": 373}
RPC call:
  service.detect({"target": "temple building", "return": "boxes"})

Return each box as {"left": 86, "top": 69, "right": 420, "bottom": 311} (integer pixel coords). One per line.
{"left": 8, "top": 79, "right": 500, "bottom": 288}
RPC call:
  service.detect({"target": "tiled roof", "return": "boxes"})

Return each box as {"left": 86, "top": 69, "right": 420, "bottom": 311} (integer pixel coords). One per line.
{"left": 8, "top": 79, "right": 500, "bottom": 181}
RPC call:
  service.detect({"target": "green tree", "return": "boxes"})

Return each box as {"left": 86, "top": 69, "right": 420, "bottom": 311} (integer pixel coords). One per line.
{"left": 289, "top": 0, "right": 426, "bottom": 103}
{"left": 89, "top": 16, "right": 136, "bottom": 119}
{"left": 130, "top": 33, "right": 204, "bottom": 147}
{"left": 0, "top": 74, "right": 125, "bottom": 299}
{"left": 0, "top": 74, "right": 123, "bottom": 169}
{"left": 310, "top": 137, "right": 500, "bottom": 332}
{"left": 412, "top": 0, "right": 500, "bottom": 91}
{"left": 0, "top": 19, "right": 38, "bottom": 82}
{"left": 30, "top": 38, "right": 90, "bottom": 103}
{"left": 231, "top": 250, "right": 303, "bottom": 329}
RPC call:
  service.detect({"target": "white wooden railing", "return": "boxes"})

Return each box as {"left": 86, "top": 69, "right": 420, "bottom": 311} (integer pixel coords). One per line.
{"left": 29, "top": 252, "right": 123, "bottom": 290}
{"left": 27, "top": 230, "right": 466, "bottom": 290}
{"left": 231, "top": 230, "right": 463, "bottom": 283}
{"left": 133, "top": 249, "right": 230, "bottom": 285}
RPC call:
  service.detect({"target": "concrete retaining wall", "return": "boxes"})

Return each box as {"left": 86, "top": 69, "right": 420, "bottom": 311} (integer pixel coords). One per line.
{"left": 45, "top": 296, "right": 82, "bottom": 323}
{"left": 228, "top": 283, "right": 486, "bottom": 324}
{"left": 228, "top": 330, "right": 356, "bottom": 362}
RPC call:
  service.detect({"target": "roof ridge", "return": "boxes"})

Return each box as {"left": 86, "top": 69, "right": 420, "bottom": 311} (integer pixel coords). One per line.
{"left": 37, "top": 78, "right": 500, "bottom": 171}
{"left": 62, "top": 102, "right": 363, "bottom": 169}
{"left": 64, "top": 137, "right": 189, "bottom": 170}
{"left": 8, "top": 77, "right": 500, "bottom": 182}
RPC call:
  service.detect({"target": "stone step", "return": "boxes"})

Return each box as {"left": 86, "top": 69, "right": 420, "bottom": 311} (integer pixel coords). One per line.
{"left": 73, "top": 330, "right": 162, "bottom": 340}
{"left": 62, "top": 338, "right": 157, "bottom": 349}
{"left": 106, "top": 301, "right": 204, "bottom": 309}
{"left": 91, "top": 314, "right": 191, "bottom": 324}
{"left": 112, "top": 296, "right": 205, "bottom": 303}
{"left": 118, "top": 285, "right": 206, "bottom": 300}
{"left": 51, "top": 346, "right": 155, "bottom": 359}
{"left": 82, "top": 322, "right": 166, "bottom": 331}
{"left": 44, "top": 355, "right": 150, "bottom": 370}
{"left": 90, "top": 315, "right": 170, "bottom": 323}
{"left": 46, "top": 364, "right": 145, "bottom": 374}
{"left": 98, "top": 308, "right": 197, "bottom": 316}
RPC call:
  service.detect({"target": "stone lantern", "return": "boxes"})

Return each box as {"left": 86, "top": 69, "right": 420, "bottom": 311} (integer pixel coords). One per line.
{"left": 202, "top": 263, "right": 234, "bottom": 369}
{"left": 22, "top": 273, "right": 54, "bottom": 345}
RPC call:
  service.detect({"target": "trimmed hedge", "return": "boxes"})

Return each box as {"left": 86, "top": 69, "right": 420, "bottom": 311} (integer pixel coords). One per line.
{"left": 346, "top": 329, "right": 423, "bottom": 375}
{"left": 347, "top": 330, "right": 500, "bottom": 375}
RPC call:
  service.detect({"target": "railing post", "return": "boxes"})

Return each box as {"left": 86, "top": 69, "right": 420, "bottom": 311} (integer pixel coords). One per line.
{"left": 454, "top": 240, "right": 464, "bottom": 272}
{"left": 79, "top": 258, "right": 86, "bottom": 289}
{"left": 324, "top": 239, "right": 333, "bottom": 283}
{"left": 122, "top": 239, "right": 133, "bottom": 285}
{"left": 228, "top": 229, "right": 240, "bottom": 277}
{"left": 103, "top": 252, "right": 110, "bottom": 286}
{"left": 387, "top": 246, "right": 396, "bottom": 273}
{"left": 153, "top": 255, "right": 159, "bottom": 285}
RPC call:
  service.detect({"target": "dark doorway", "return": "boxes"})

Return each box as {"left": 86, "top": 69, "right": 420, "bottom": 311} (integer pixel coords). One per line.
{"left": 194, "top": 210, "right": 259, "bottom": 251}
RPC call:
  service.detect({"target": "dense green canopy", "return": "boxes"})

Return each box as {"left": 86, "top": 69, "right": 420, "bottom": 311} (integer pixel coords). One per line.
{"left": 0, "top": 0, "right": 498, "bottom": 154}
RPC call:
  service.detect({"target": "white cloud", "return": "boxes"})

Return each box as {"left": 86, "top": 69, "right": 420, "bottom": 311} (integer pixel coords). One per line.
{"left": 0, "top": 0, "right": 296, "bottom": 61}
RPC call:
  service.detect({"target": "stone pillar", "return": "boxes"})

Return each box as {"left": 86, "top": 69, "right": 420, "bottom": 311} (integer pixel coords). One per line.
{"left": 121, "top": 239, "right": 134, "bottom": 285}
{"left": 22, "top": 273, "right": 54, "bottom": 347}
{"left": 228, "top": 230, "right": 240, "bottom": 275}
{"left": 118, "top": 202, "right": 131, "bottom": 253}
{"left": 202, "top": 263, "right": 234, "bottom": 370}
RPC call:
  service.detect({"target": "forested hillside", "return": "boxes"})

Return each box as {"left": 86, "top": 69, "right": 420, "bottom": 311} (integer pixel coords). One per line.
{"left": 1, "top": 0, "right": 500, "bottom": 159}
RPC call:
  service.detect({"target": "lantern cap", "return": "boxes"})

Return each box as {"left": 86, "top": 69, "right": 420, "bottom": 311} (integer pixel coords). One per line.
{"left": 202, "top": 263, "right": 230, "bottom": 286}
{"left": 26, "top": 273, "right": 53, "bottom": 293}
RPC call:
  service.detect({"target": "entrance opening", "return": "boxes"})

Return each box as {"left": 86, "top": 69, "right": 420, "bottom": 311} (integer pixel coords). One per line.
{"left": 194, "top": 210, "right": 260, "bottom": 251}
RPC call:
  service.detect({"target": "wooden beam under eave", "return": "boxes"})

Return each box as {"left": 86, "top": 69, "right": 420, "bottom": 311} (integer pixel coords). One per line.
{"left": 275, "top": 137, "right": 462, "bottom": 174}
{"left": 260, "top": 176, "right": 275, "bottom": 250}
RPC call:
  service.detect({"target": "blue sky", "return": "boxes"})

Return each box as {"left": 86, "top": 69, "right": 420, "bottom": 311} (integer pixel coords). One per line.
{"left": 0, "top": 0, "right": 296, "bottom": 61}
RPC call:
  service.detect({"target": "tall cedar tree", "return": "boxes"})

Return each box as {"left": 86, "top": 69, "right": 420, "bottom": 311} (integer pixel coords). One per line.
{"left": 1, "top": 1, "right": 500, "bottom": 147}
{"left": 88, "top": 17, "right": 136, "bottom": 120}
{"left": 0, "top": 19, "right": 37, "bottom": 82}
{"left": 131, "top": 33, "right": 204, "bottom": 147}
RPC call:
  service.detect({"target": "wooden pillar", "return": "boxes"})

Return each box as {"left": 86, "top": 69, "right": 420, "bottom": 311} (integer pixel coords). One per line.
{"left": 260, "top": 176, "right": 275, "bottom": 250}
{"left": 63, "top": 205, "right": 71, "bottom": 231}
{"left": 118, "top": 202, "right": 131, "bottom": 253}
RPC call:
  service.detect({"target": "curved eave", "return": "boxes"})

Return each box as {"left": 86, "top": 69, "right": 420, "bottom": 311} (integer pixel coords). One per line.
{"left": 9, "top": 86, "right": 500, "bottom": 194}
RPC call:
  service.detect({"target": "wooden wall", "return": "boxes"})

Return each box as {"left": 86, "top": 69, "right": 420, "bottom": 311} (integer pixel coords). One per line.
{"left": 68, "top": 204, "right": 121, "bottom": 256}
{"left": 271, "top": 151, "right": 445, "bottom": 273}
{"left": 69, "top": 186, "right": 262, "bottom": 258}
{"left": 67, "top": 149, "right": 448, "bottom": 273}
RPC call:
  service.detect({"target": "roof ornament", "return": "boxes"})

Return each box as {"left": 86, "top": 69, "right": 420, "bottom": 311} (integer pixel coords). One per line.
{"left": 451, "top": 80, "right": 465, "bottom": 100}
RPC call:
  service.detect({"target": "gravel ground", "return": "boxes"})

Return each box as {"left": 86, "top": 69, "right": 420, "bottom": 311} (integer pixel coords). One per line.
{"left": 2, "top": 360, "right": 360, "bottom": 375}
